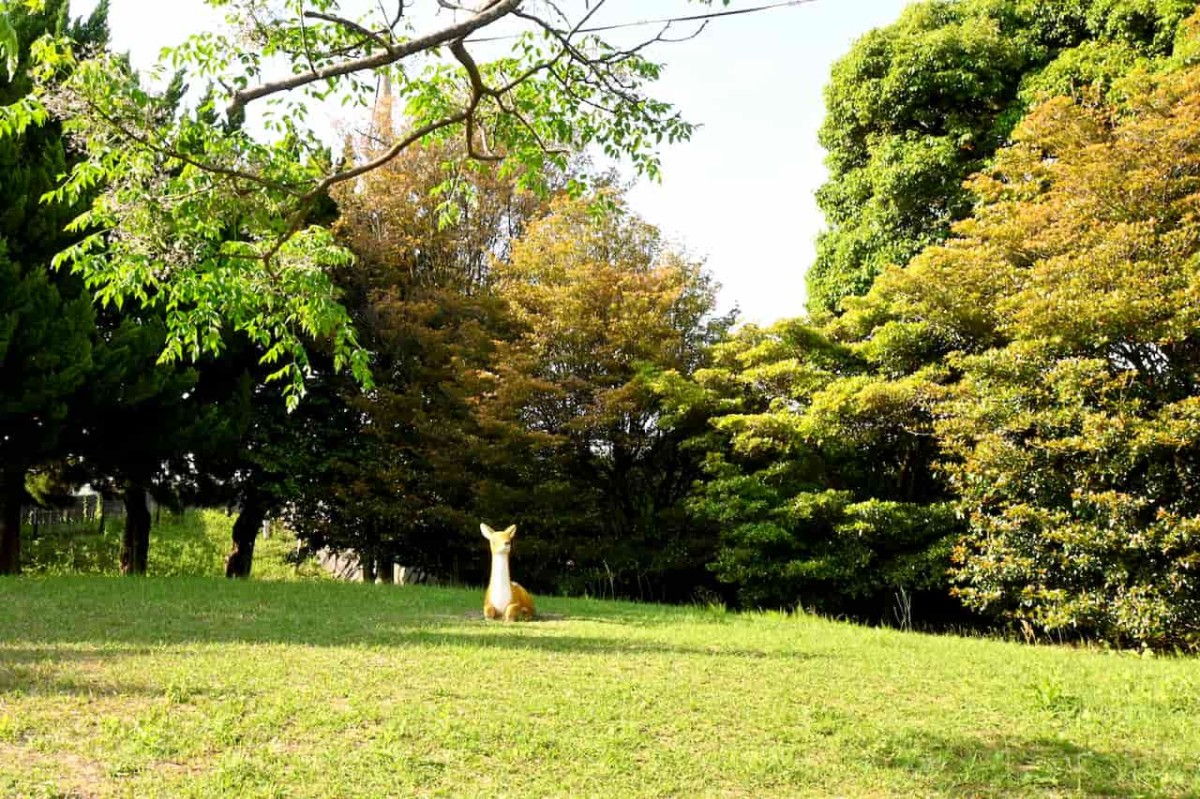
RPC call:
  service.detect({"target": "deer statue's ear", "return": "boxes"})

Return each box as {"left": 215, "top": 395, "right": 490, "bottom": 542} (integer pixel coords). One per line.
{"left": 502, "top": 524, "right": 517, "bottom": 537}
{"left": 480, "top": 523, "right": 494, "bottom": 539}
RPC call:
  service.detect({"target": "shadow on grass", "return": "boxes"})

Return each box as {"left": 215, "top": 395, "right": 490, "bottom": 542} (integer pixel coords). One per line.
{"left": 0, "top": 629, "right": 819, "bottom": 663}
{"left": 0, "top": 576, "right": 810, "bottom": 661}
{"left": 866, "top": 727, "right": 1192, "bottom": 798}
{"left": 0, "top": 651, "right": 251, "bottom": 703}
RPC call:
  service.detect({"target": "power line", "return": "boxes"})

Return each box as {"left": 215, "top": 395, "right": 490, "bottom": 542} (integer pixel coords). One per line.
{"left": 465, "top": 0, "right": 817, "bottom": 43}
{"left": 568, "top": 0, "right": 817, "bottom": 34}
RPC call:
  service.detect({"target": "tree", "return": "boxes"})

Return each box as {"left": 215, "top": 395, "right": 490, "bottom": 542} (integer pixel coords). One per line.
{"left": 65, "top": 310, "right": 208, "bottom": 575}
{"left": 922, "top": 55, "right": 1200, "bottom": 650}
{"left": 214, "top": 367, "right": 361, "bottom": 578}
{"left": 700, "top": 0, "right": 1200, "bottom": 641}
{"left": 2, "top": 0, "right": 731, "bottom": 404}
{"left": 800, "top": 8, "right": 1200, "bottom": 647}
{"left": 654, "top": 317, "right": 962, "bottom": 618}
{"left": 242, "top": 109, "right": 557, "bottom": 582}
{"left": 481, "top": 193, "right": 732, "bottom": 599}
{"left": 0, "top": 0, "right": 106, "bottom": 575}
{"left": 808, "top": 0, "right": 1196, "bottom": 317}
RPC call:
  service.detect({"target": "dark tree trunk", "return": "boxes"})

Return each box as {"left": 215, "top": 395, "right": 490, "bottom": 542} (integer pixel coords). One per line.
{"left": 225, "top": 496, "right": 267, "bottom": 579}
{"left": 376, "top": 554, "right": 394, "bottom": 584}
{"left": 120, "top": 483, "right": 151, "bottom": 576}
{"left": 361, "top": 523, "right": 378, "bottom": 583}
{"left": 0, "top": 467, "right": 25, "bottom": 576}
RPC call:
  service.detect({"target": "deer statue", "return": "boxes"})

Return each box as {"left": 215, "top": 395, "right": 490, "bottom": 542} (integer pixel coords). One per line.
{"left": 480, "top": 522, "right": 536, "bottom": 621}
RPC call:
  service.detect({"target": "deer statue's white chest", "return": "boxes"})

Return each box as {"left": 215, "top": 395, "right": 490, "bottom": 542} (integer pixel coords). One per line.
{"left": 488, "top": 553, "right": 512, "bottom": 610}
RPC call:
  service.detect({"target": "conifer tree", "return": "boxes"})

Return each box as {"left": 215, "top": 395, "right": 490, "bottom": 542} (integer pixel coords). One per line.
{"left": 0, "top": 0, "right": 107, "bottom": 574}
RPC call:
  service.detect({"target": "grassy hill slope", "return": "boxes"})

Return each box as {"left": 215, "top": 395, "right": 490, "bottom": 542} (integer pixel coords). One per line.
{"left": 1, "top": 577, "right": 1197, "bottom": 798}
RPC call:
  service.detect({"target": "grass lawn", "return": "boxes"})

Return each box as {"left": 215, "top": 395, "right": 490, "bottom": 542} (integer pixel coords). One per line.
{"left": 19, "top": 509, "right": 326, "bottom": 581}
{"left": 2, "top": 575, "right": 1198, "bottom": 798}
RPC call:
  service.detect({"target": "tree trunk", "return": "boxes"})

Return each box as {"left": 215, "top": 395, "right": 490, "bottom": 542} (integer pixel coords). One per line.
{"left": 376, "top": 554, "right": 394, "bottom": 584}
{"left": 120, "top": 483, "right": 151, "bottom": 576}
{"left": 225, "top": 496, "right": 267, "bottom": 578}
{"left": 0, "top": 467, "right": 25, "bottom": 576}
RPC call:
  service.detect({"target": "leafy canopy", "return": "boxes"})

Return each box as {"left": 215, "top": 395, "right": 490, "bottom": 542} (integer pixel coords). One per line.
{"left": 0, "top": 0, "right": 729, "bottom": 406}
{"left": 809, "top": 0, "right": 1198, "bottom": 317}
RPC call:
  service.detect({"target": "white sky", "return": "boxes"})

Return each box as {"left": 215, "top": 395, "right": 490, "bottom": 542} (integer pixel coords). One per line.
{"left": 73, "top": 0, "right": 913, "bottom": 325}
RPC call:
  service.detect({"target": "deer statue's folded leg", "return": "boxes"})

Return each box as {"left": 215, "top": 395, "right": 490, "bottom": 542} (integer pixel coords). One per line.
{"left": 503, "top": 602, "right": 529, "bottom": 621}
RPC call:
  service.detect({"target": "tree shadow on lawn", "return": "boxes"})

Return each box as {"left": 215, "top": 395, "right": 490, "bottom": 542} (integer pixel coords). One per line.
{"left": 0, "top": 578, "right": 818, "bottom": 661}
{"left": 0, "top": 648, "right": 246, "bottom": 702}
{"left": 1, "top": 628, "right": 822, "bottom": 665}
{"left": 865, "top": 727, "right": 1193, "bottom": 798}
{"left": 1, "top": 633, "right": 821, "bottom": 708}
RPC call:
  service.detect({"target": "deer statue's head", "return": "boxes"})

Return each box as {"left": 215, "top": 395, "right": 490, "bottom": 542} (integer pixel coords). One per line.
{"left": 480, "top": 523, "right": 517, "bottom": 556}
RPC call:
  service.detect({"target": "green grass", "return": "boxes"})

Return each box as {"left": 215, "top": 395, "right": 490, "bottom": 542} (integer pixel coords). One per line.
{"left": 21, "top": 509, "right": 326, "bottom": 581}
{"left": 2, "top": 577, "right": 1198, "bottom": 798}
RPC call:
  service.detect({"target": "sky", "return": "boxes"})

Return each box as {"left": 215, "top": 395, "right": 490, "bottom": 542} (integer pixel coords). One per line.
{"left": 73, "top": 0, "right": 914, "bottom": 325}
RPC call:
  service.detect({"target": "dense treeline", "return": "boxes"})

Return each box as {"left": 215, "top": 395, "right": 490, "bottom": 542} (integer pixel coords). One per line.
{"left": 282, "top": 106, "right": 732, "bottom": 599}
{"left": 8, "top": 0, "right": 1200, "bottom": 650}
{"left": 808, "top": 0, "right": 1198, "bottom": 317}
{"left": 661, "top": 0, "right": 1200, "bottom": 650}
{"left": 2, "top": 17, "right": 731, "bottom": 607}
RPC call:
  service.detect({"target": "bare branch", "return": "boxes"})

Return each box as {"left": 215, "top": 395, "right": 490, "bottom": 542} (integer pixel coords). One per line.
{"left": 571, "top": 0, "right": 610, "bottom": 36}
{"left": 297, "top": 9, "right": 320, "bottom": 75}
{"left": 664, "top": 20, "right": 710, "bottom": 44}
{"left": 548, "top": 64, "right": 620, "bottom": 115}
{"left": 376, "top": 0, "right": 404, "bottom": 33}
{"left": 450, "top": 39, "right": 503, "bottom": 161}
{"left": 511, "top": 9, "right": 646, "bottom": 106}
{"left": 451, "top": 38, "right": 487, "bottom": 98}
{"left": 227, "top": 0, "right": 522, "bottom": 117}
{"left": 304, "top": 10, "right": 393, "bottom": 50}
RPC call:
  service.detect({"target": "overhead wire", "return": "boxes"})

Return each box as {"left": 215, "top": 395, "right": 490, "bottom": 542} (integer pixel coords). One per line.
{"left": 464, "top": 0, "right": 818, "bottom": 43}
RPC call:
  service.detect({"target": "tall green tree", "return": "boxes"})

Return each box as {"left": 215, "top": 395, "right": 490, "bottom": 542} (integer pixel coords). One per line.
{"left": 926, "top": 59, "right": 1200, "bottom": 650}
{"left": 2, "top": 0, "right": 731, "bottom": 404}
{"left": 809, "top": 0, "right": 1196, "bottom": 317}
{"left": 653, "top": 316, "right": 962, "bottom": 618}
{"left": 0, "top": 0, "right": 106, "bottom": 575}
{"left": 790, "top": 7, "right": 1200, "bottom": 648}
{"left": 65, "top": 311, "right": 209, "bottom": 575}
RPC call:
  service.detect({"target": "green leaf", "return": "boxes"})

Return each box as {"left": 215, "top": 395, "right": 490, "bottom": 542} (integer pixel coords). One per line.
{"left": 0, "top": 13, "right": 18, "bottom": 80}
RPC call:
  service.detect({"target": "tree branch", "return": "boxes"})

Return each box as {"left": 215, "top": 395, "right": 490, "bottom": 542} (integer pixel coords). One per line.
{"left": 304, "top": 10, "right": 393, "bottom": 51}
{"left": 226, "top": 0, "right": 522, "bottom": 117}
{"left": 258, "top": 110, "right": 471, "bottom": 267}
{"left": 79, "top": 93, "right": 305, "bottom": 197}
{"left": 450, "top": 38, "right": 503, "bottom": 161}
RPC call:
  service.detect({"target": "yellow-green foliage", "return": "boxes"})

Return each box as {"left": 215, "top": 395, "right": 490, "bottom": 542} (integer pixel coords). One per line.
{"left": 810, "top": 0, "right": 1199, "bottom": 316}
{"left": 885, "top": 39, "right": 1200, "bottom": 650}
{"left": 661, "top": 12, "right": 1200, "bottom": 646}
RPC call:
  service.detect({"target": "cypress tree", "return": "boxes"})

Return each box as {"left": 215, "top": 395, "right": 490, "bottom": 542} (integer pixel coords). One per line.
{"left": 0, "top": 1, "right": 109, "bottom": 574}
